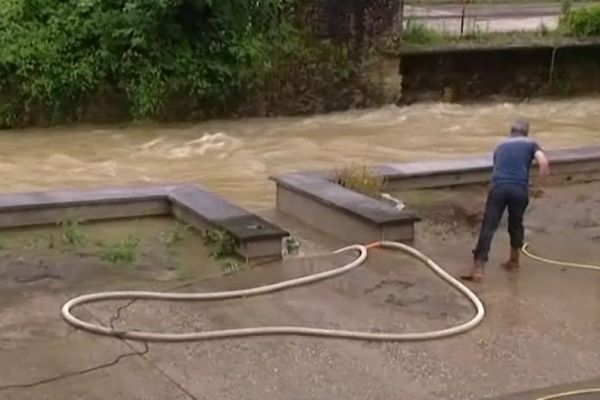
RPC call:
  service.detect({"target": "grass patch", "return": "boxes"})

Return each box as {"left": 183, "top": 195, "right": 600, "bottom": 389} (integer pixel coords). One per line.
{"left": 399, "top": 24, "right": 568, "bottom": 50}
{"left": 159, "top": 222, "right": 190, "bottom": 248}
{"left": 58, "top": 216, "right": 86, "bottom": 248}
{"left": 402, "top": 23, "right": 445, "bottom": 46}
{"left": 102, "top": 235, "right": 141, "bottom": 265}
{"left": 335, "top": 164, "right": 386, "bottom": 198}
{"left": 201, "top": 229, "right": 245, "bottom": 274}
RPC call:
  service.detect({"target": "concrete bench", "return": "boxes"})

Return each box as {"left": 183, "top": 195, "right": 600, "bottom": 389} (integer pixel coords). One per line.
{"left": 271, "top": 172, "right": 420, "bottom": 244}
{"left": 0, "top": 184, "right": 288, "bottom": 260}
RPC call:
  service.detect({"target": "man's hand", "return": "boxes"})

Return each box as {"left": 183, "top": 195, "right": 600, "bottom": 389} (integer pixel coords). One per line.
{"left": 534, "top": 150, "right": 550, "bottom": 183}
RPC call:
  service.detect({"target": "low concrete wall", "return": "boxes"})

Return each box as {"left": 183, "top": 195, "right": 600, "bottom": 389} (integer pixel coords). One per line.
{"left": 0, "top": 184, "right": 289, "bottom": 260}
{"left": 276, "top": 185, "right": 414, "bottom": 244}
{"left": 271, "top": 172, "right": 420, "bottom": 244}
{"left": 398, "top": 42, "right": 600, "bottom": 103}
{"left": 379, "top": 145, "right": 600, "bottom": 190}
{"left": 272, "top": 145, "right": 600, "bottom": 244}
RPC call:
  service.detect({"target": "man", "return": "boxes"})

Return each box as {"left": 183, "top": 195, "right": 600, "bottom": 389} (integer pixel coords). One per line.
{"left": 461, "top": 119, "right": 550, "bottom": 282}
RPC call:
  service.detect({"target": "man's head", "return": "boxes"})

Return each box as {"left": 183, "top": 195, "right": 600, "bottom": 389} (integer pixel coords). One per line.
{"left": 510, "top": 119, "right": 530, "bottom": 137}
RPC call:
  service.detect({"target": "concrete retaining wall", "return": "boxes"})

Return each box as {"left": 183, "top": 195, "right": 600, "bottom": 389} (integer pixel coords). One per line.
{"left": 398, "top": 42, "right": 600, "bottom": 103}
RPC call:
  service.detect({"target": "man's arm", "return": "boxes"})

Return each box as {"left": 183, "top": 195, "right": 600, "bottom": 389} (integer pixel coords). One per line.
{"left": 534, "top": 149, "right": 550, "bottom": 178}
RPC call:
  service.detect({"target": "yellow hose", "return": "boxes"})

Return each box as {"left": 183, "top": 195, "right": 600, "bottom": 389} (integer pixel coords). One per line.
{"left": 522, "top": 243, "right": 600, "bottom": 271}
{"left": 535, "top": 388, "right": 600, "bottom": 400}
{"left": 522, "top": 243, "right": 600, "bottom": 400}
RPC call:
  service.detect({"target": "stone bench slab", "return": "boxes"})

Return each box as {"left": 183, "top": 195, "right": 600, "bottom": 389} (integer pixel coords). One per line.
{"left": 272, "top": 173, "right": 420, "bottom": 226}
{"left": 381, "top": 145, "right": 600, "bottom": 180}
{"left": 170, "top": 186, "right": 286, "bottom": 241}
{"left": 0, "top": 184, "right": 288, "bottom": 260}
{"left": 0, "top": 185, "right": 175, "bottom": 211}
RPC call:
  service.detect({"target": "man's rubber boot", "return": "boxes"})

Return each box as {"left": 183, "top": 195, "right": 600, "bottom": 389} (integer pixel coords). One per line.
{"left": 501, "top": 248, "right": 520, "bottom": 271}
{"left": 460, "top": 260, "right": 485, "bottom": 282}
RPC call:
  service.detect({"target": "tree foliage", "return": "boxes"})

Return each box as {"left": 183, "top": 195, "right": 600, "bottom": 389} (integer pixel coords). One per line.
{"left": 561, "top": 4, "right": 600, "bottom": 36}
{"left": 0, "top": 0, "right": 299, "bottom": 126}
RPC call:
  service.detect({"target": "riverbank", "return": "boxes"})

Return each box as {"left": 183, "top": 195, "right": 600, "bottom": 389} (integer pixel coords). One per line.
{"left": 2, "top": 0, "right": 600, "bottom": 127}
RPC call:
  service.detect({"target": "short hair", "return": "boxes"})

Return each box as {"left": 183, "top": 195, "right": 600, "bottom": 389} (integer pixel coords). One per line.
{"left": 511, "top": 119, "right": 530, "bottom": 136}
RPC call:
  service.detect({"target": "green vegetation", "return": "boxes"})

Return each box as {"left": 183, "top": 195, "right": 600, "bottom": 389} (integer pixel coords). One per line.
{"left": 400, "top": 25, "right": 559, "bottom": 49}
{"left": 102, "top": 235, "right": 141, "bottom": 265}
{"left": 401, "top": 23, "right": 445, "bottom": 46}
{"left": 201, "top": 228, "right": 244, "bottom": 273}
{"left": 0, "top": 0, "right": 300, "bottom": 127}
{"left": 561, "top": 4, "right": 600, "bottom": 36}
{"left": 282, "top": 236, "right": 301, "bottom": 256}
{"left": 335, "top": 164, "right": 386, "bottom": 198}
{"left": 160, "top": 221, "right": 190, "bottom": 247}
{"left": 2, "top": 218, "right": 244, "bottom": 277}
{"left": 395, "top": 1, "right": 600, "bottom": 51}
{"left": 159, "top": 222, "right": 193, "bottom": 279}
{"left": 58, "top": 216, "right": 86, "bottom": 248}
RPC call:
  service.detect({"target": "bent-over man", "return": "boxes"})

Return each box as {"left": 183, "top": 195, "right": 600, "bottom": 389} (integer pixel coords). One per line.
{"left": 461, "top": 120, "right": 550, "bottom": 282}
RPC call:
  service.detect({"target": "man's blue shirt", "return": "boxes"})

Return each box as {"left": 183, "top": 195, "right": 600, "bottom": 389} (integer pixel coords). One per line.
{"left": 491, "top": 136, "right": 541, "bottom": 189}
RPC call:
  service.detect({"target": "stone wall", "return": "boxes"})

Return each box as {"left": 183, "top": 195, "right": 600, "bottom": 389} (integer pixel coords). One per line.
{"left": 296, "top": 0, "right": 400, "bottom": 47}
{"left": 398, "top": 42, "right": 600, "bottom": 103}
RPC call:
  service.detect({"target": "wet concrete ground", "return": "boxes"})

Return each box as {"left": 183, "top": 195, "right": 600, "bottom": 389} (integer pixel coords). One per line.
{"left": 1, "top": 183, "right": 599, "bottom": 399}
{"left": 489, "top": 377, "right": 600, "bottom": 399}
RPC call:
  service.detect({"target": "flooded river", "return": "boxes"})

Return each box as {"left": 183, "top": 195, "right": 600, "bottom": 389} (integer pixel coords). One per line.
{"left": 1, "top": 98, "right": 599, "bottom": 209}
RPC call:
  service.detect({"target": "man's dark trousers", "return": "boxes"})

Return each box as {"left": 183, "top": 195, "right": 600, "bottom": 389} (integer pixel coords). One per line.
{"left": 472, "top": 183, "right": 529, "bottom": 263}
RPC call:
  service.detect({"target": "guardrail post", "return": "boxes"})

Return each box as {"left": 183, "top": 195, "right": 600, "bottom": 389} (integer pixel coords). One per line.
{"left": 460, "top": 5, "right": 466, "bottom": 35}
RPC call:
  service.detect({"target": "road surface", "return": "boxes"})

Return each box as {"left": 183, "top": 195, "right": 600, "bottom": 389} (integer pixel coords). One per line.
{"left": 404, "top": 2, "right": 600, "bottom": 33}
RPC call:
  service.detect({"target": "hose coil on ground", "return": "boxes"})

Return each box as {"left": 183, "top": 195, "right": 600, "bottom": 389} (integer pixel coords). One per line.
{"left": 61, "top": 241, "right": 485, "bottom": 342}
{"left": 61, "top": 241, "right": 600, "bottom": 400}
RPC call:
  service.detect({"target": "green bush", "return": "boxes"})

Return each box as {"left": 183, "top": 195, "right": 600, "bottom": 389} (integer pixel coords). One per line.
{"left": 0, "top": 0, "right": 298, "bottom": 127}
{"left": 201, "top": 228, "right": 239, "bottom": 259}
{"left": 58, "top": 217, "right": 86, "bottom": 248}
{"left": 102, "top": 235, "right": 141, "bottom": 265}
{"left": 402, "top": 22, "right": 444, "bottom": 46}
{"left": 562, "top": 5, "right": 600, "bottom": 36}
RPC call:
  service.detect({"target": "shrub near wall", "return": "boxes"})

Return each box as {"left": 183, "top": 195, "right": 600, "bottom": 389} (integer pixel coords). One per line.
{"left": 0, "top": 0, "right": 300, "bottom": 128}
{"left": 563, "top": 5, "right": 600, "bottom": 36}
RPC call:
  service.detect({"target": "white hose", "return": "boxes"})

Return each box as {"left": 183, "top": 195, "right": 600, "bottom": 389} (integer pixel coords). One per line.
{"left": 61, "top": 241, "right": 485, "bottom": 342}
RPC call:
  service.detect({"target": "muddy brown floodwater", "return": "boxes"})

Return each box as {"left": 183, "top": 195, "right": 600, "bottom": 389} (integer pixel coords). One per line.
{"left": 0, "top": 97, "right": 599, "bottom": 209}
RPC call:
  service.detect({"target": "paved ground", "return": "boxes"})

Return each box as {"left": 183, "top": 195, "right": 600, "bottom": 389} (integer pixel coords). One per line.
{"left": 1, "top": 182, "right": 599, "bottom": 399}
{"left": 405, "top": 2, "right": 600, "bottom": 33}
{"left": 491, "top": 377, "right": 600, "bottom": 400}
